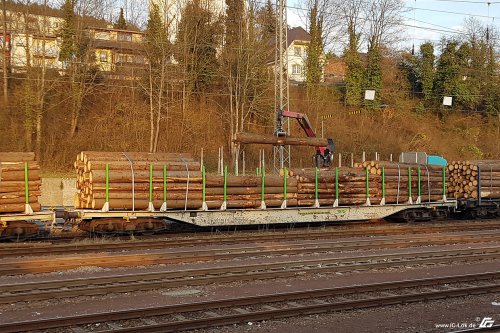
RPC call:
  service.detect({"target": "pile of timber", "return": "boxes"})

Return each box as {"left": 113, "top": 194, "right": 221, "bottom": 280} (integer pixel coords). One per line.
{"left": 75, "top": 152, "right": 449, "bottom": 211}
{"left": 75, "top": 152, "right": 297, "bottom": 210}
{"left": 0, "top": 152, "right": 41, "bottom": 213}
{"left": 447, "top": 160, "right": 500, "bottom": 199}
{"left": 75, "top": 152, "right": 200, "bottom": 210}
{"left": 293, "top": 161, "right": 446, "bottom": 206}
{"left": 294, "top": 167, "right": 375, "bottom": 206}
{"left": 356, "top": 161, "right": 446, "bottom": 203}
{"left": 202, "top": 175, "right": 297, "bottom": 209}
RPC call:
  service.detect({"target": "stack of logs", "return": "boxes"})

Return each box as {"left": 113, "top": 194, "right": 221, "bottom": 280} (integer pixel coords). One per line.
{"left": 0, "top": 152, "right": 41, "bottom": 213}
{"left": 294, "top": 167, "right": 374, "bottom": 206}
{"left": 295, "top": 161, "right": 446, "bottom": 206}
{"left": 76, "top": 152, "right": 199, "bottom": 209}
{"left": 75, "top": 152, "right": 297, "bottom": 210}
{"left": 75, "top": 152, "right": 447, "bottom": 211}
{"left": 355, "top": 161, "right": 445, "bottom": 203}
{"left": 447, "top": 161, "right": 500, "bottom": 199}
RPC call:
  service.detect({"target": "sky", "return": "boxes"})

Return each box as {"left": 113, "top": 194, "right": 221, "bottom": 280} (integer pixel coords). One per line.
{"left": 286, "top": 0, "right": 500, "bottom": 52}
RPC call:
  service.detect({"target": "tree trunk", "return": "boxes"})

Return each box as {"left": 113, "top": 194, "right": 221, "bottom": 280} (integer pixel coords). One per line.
{"left": 36, "top": 11, "right": 47, "bottom": 160}
{"left": 153, "top": 59, "right": 165, "bottom": 153}
{"left": 149, "top": 63, "right": 154, "bottom": 152}
{"left": 69, "top": 68, "right": 83, "bottom": 138}
{"left": 1, "top": 0, "right": 8, "bottom": 109}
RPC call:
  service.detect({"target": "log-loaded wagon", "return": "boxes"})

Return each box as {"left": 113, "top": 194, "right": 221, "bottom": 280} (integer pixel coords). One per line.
{"left": 2, "top": 151, "right": 500, "bottom": 240}
{"left": 0, "top": 153, "right": 55, "bottom": 240}
{"left": 72, "top": 151, "right": 455, "bottom": 235}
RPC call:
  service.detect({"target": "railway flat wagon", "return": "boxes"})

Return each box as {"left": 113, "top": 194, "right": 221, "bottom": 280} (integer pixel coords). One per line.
{"left": 73, "top": 152, "right": 456, "bottom": 233}
{"left": 0, "top": 152, "right": 55, "bottom": 240}
{"left": 448, "top": 160, "right": 500, "bottom": 218}
{"left": 75, "top": 201, "right": 456, "bottom": 231}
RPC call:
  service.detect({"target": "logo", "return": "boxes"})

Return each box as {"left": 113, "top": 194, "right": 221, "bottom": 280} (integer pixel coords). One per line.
{"left": 479, "top": 317, "right": 495, "bottom": 328}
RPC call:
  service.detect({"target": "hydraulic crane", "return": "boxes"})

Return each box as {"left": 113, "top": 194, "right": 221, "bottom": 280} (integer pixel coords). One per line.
{"left": 277, "top": 110, "right": 335, "bottom": 168}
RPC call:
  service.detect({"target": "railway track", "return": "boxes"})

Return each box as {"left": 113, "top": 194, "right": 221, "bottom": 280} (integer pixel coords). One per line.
{"left": 1, "top": 246, "right": 500, "bottom": 305}
{"left": 2, "top": 230, "right": 500, "bottom": 275}
{"left": 2, "top": 219, "right": 500, "bottom": 258}
{"left": 1, "top": 271, "right": 499, "bottom": 332}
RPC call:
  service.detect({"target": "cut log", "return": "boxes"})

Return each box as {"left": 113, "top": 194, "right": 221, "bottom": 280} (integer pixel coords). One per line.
{"left": 89, "top": 170, "right": 202, "bottom": 183}
{"left": 234, "top": 132, "right": 328, "bottom": 147}
{"left": 0, "top": 152, "right": 35, "bottom": 162}
{"left": 0, "top": 203, "right": 41, "bottom": 213}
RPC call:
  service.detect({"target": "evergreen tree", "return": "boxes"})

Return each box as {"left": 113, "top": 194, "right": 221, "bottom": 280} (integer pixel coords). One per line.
{"left": 401, "top": 42, "right": 435, "bottom": 104}
{"left": 344, "top": 22, "right": 364, "bottom": 106}
{"left": 56, "top": 0, "right": 97, "bottom": 138}
{"left": 434, "top": 40, "right": 473, "bottom": 109}
{"left": 256, "top": 0, "right": 275, "bottom": 39}
{"left": 400, "top": 51, "right": 419, "bottom": 96}
{"left": 114, "top": 8, "right": 127, "bottom": 30}
{"left": 485, "top": 44, "right": 499, "bottom": 115}
{"left": 434, "top": 40, "right": 460, "bottom": 100}
{"left": 58, "top": 0, "right": 77, "bottom": 63}
{"left": 145, "top": 3, "right": 170, "bottom": 68}
{"left": 305, "top": 0, "right": 323, "bottom": 87}
{"left": 419, "top": 42, "right": 435, "bottom": 101}
{"left": 176, "top": 0, "right": 221, "bottom": 93}
{"left": 455, "top": 42, "right": 475, "bottom": 109}
{"left": 225, "top": 0, "right": 246, "bottom": 50}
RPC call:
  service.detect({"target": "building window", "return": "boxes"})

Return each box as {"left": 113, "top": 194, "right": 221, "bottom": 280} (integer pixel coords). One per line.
{"left": 100, "top": 51, "right": 108, "bottom": 62}
{"left": 117, "top": 54, "right": 127, "bottom": 63}
{"left": 294, "top": 46, "right": 301, "bottom": 56}
{"left": 34, "top": 58, "right": 43, "bottom": 67}
{"left": 292, "top": 64, "right": 302, "bottom": 75}
{"left": 117, "top": 32, "right": 132, "bottom": 42}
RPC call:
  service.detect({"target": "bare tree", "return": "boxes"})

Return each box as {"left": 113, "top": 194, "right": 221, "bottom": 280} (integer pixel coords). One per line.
{"left": 140, "top": 2, "right": 173, "bottom": 152}
{"left": 335, "top": 0, "right": 367, "bottom": 51}
{"left": 123, "top": 0, "right": 149, "bottom": 28}
{"left": 221, "top": 0, "right": 271, "bottom": 168}
{"left": 366, "top": 0, "right": 405, "bottom": 49}
{"left": 1, "top": 0, "right": 7, "bottom": 109}
{"left": 301, "top": 0, "right": 340, "bottom": 51}
{"left": 73, "top": 0, "right": 114, "bottom": 21}
{"left": 52, "top": 0, "right": 101, "bottom": 139}
{"left": 13, "top": 0, "right": 57, "bottom": 157}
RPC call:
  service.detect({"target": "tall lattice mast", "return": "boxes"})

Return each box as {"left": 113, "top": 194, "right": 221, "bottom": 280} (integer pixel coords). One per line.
{"left": 273, "top": 0, "right": 291, "bottom": 172}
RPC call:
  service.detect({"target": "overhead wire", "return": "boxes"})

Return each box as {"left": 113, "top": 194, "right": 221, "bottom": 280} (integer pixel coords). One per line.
{"left": 425, "top": 0, "right": 500, "bottom": 4}
{"left": 409, "top": 6, "right": 500, "bottom": 21}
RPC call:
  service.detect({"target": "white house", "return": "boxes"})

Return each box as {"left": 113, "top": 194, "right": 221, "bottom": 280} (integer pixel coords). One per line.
{"left": 6, "top": 8, "right": 64, "bottom": 71}
{"left": 268, "top": 26, "right": 324, "bottom": 83}
{"left": 1, "top": 2, "right": 146, "bottom": 77}
{"left": 286, "top": 26, "right": 310, "bottom": 83}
